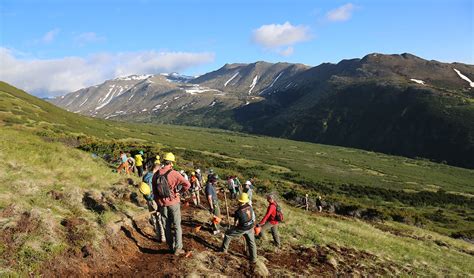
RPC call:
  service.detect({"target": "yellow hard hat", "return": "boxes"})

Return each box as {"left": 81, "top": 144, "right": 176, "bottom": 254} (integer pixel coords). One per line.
{"left": 163, "top": 152, "right": 175, "bottom": 162}
{"left": 191, "top": 171, "right": 196, "bottom": 176}
{"left": 238, "top": 193, "right": 250, "bottom": 203}
{"left": 139, "top": 182, "right": 151, "bottom": 195}
{"left": 156, "top": 155, "right": 160, "bottom": 160}
{"left": 154, "top": 159, "right": 161, "bottom": 165}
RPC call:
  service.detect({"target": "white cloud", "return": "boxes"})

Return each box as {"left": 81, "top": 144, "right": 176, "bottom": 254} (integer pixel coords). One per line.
{"left": 74, "top": 32, "right": 106, "bottom": 46}
{"left": 326, "top": 3, "right": 356, "bottom": 22}
{"left": 41, "top": 28, "right": 60, "bottom": 43}
{"left": 253, "top": 22, "right": 310, "bottom": 48}
{"left": 0, "top": 47, "right": 215, "bottom": 97}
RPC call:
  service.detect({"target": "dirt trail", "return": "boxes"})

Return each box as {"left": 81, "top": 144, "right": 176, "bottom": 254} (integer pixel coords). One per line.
{"left": 43, "top": 197, "right": 399, "bottom": 277}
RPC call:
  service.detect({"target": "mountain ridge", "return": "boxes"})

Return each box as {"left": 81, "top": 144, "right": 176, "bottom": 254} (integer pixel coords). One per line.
{"left": 47, "top": 53, "right": 474, "bottom": 168}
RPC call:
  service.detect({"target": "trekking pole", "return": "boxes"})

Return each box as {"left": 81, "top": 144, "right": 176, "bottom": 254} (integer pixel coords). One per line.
{"left": 223, "top": 188, "right": 231, "bottom": 228}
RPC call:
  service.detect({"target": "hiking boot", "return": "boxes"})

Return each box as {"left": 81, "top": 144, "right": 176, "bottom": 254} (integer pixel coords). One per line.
{"left": 174, "top": 249, "right": 185, "bottom": 256}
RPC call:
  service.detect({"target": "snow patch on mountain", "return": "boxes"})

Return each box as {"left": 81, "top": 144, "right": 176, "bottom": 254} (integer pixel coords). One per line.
{"left": 453, "top": 68, "right": 474, "bottom": 87}
{"left": 410, "top": 79, "right": 425, "bottom": 85}
{"left": 248, "top": 75, "right": 258, "bottom": 95}
{"left": 261, "top": 72, "right": 284, "bottom": 94}
{"left": 115, "top": 74, "right": 152, "bottom": 81}
{"left": 79, "top": 97, "right": 89, "bottom": 107}
{"left": 224, "top": 72, "right": 239, "bottom": 87}
{"left": 185, "top": 85, "right": 221, "bottom": 95}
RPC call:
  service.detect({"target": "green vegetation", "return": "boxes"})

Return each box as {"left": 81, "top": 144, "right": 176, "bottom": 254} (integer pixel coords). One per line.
{"left": 1, "top": 81, "right": 473, "bottom": 275}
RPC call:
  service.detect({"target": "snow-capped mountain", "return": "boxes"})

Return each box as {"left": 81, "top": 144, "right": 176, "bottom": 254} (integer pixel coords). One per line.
{"left": 49, "top": 53, "right": 474, "bottom": 168}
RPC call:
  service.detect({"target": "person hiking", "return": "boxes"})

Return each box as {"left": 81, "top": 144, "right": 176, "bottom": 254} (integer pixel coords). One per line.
{"left": 220, "top": 193, "right": 257, "bottom": 263}
{"left": 152, "top": 152, "right": 191, "bottom": 255}
{"left": 316, "top": 195, "right": 323, "bottom": 212}
{"left": 154, "top": 155, "right": 161, "bottom": 165}
{"left": 190, "top": 171, "right": 201, "bottom": 206}
{"left": 180, "top": 170, "right": 189, "bottom": 181}
{"left": 205, "top": 175, "right": 221, "bottom": 235}
{"left": 256, "top": 194, "right": 281, "bottom": 248}
{"left": 117, "top": 151, "right": 130, "bottom": 174}
{"left": 227, "top": 176, "right": 237, "bottom": 199}
{"left": 135, "top": 151, "right": 144, "bottom": 177}
{"left": 233, "top": 176, "right": 242, "bottom": 195}
{"left": 207, "top": 169, "right": 215, "bottom": 182}
{"left": 244, "top": 180, "right": 253, "bottom": 205}
{"left": 127, "top": 154, "right": 136, "bottom": 174}
{"left": 195, "top": 168, "right": 203, "bottom": 185}
{"left": 139, "top": 168, "right": 166, "bottom": 243}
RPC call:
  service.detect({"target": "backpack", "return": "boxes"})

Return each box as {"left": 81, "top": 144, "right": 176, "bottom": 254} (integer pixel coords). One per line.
{"left": 238, "top": 204, "right": 255, "bottom": 229}
{"left": 152, "top": 169, "right": 173, "bottom": 199}
{"left": 274, "top": 203, "right": 284, "bottom": 222}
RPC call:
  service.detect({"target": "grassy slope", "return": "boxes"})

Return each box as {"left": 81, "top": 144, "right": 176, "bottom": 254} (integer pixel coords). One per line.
{"left": 1, "top": 81, "right": 473, "bottom": 274}
{"left": 1, "top": 127, "right": 473, "bottom": 276}
{"left": 3, "top": 81, "right": 473, "bottom": 234}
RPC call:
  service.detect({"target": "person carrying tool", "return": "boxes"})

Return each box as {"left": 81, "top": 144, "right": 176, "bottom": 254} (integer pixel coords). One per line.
{"left": 135, "top": 150, "right": 144, "bottom": 177}
{"left": 220, "top": 193, "right": 257, "bottom": 263}
{"left": 256, "top": 194, "right": 281, "bottom": 248}
{"left": 205, "top": 175, "right": 221, "bottom": 235}
{"left": 152, "top": 152, "right": 191, "bottom": 255}
{"left": 190, "top": 171, "right": 201, "bottom": 206}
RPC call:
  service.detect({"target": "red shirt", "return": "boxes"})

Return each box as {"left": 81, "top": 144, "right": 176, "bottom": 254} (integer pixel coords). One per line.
{"left": 154, "top": 165, "right": 191, "bottom": 207}
{"left": 260, "top": 202, "right": 278, "bottom": 225}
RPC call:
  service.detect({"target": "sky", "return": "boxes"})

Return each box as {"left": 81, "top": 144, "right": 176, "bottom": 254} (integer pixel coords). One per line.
{"left": 0, "top": 0, "right": 473, "bottom": 97}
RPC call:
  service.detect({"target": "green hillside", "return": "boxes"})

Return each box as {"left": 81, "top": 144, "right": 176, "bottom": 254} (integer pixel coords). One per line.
{"left": 1, "top": 81, "right": 473, "bottom": 275}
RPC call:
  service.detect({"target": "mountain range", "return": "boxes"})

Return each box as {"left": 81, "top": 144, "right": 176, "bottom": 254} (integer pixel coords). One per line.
{"left": 50, "top": 53, "right": 474, "bottom": 168}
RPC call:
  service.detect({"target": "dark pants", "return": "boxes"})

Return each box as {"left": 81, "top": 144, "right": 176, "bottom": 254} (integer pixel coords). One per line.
{"left": 260, "top": 222, "right": 281, "bottom": 247}
{"left": 137, "top": 165, "right": 143, "bottom": 177}
{"left": 222, "top": 227, "right": 257, "bottom": 262}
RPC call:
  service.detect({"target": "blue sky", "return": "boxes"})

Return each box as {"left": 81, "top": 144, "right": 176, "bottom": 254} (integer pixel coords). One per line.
{"left": 0, "top": 0, "right": 472, "bottom": 96}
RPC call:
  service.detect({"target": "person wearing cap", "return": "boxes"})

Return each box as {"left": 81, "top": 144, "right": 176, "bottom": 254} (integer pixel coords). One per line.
{"left": 244, "top": 180, "right": 253, "bottom": 205}
{"left": 195, "top": 168, "right": 203, "bottom": 185}
{"left": 256, "top": 194, "right": 281, "bottom": 247}
{"left": 205, "top": 175, "right": 221, "bottom": 234}
{"left": 190, "top": 171, "right": 201, "bottom": 206}
{"left": 135, "top": 150, "right": 144, "bottom": 177}
{"left": 220, "top": 193, "right": 257, "bottom": 263}
{"left": 152, "top": 152, "right": 191, "bottom": 256}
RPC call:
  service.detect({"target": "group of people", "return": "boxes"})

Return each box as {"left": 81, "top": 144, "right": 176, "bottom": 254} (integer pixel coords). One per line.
{"left": 132, "top": 150, "right": 282, "bottom": 262}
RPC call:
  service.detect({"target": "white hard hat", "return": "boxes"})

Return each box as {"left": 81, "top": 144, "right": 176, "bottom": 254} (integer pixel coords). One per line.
{"left": 180, "top": 170, "right": 185, "bottom": 174}
{"left": 196, "top": 169, "right": 201, "bottom": 173}
{"left": 245, "top": 180, "right": 252, "bottom": 186}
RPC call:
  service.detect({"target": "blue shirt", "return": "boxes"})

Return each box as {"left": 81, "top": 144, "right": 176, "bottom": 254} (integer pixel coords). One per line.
{"left": 205, "top": 183, "right": 218, "bottom": 202}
